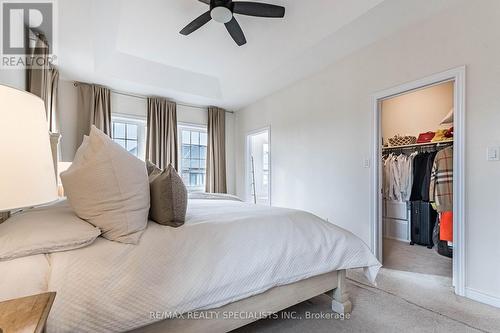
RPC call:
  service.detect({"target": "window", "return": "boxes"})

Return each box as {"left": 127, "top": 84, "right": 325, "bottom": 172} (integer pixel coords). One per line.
{"left": 111, "top": 116, "right": 146, "bottom": 160}
{"left": 179, "top": 125, "right": 207, "bottom": 191}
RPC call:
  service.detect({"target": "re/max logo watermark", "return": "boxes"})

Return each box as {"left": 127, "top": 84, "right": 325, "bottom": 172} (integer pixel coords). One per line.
{"left": 1, "top": 0, "right": 57, "bottom": 69}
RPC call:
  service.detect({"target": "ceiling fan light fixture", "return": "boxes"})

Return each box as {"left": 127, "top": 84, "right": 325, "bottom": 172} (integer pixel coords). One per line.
{"left": 181, "top": 0, "right": 286, "bottom": 46}
{"left": 211, "top": 6, "right": 233, "bottom": 23}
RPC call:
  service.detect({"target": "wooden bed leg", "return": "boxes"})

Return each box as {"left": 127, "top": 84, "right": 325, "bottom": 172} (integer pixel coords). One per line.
{"left": 331, "top": 270, "right": 352, "bottom": 315}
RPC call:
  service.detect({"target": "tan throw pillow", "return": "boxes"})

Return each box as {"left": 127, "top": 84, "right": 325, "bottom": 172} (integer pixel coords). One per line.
{"left": 147, "top": 162, "right": 188, "bottom": 227}
{"left": 61, "top": 126, "right": 150, "bottom": 244}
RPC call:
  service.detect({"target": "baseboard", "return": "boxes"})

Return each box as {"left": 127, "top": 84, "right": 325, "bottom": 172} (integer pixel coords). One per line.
{"left": 383, "top": 236, "right": 410, "bottom": 244}
{"left": 465, "top": 287, "right": 500, "bottom": 308}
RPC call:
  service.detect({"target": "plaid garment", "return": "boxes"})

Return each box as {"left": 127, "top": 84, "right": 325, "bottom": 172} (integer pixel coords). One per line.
{"left": 429, "top": 146, "right": 453, "bottom": 212}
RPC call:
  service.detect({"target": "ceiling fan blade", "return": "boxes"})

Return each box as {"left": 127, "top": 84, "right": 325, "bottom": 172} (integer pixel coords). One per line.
{"left": 180, "top": 11, "right": 212, "bottom": 35}
{"left": 232, "top": 2, "right": 285, "bottom": 18}
{"left": 225, "top": 17, "right": 246, "bottom": 46}
{"left": 198, "top": 0, "right": 210, "bottom": 4}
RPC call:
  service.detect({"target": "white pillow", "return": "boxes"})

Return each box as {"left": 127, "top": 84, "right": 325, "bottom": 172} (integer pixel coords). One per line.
{"left": 440, "top": 108, "right": 454, "bottom": 124}
{"left": 61, "top": 126, "right": 150, "bottom": 244}
{"left": 0, "top": 201, "right": 101, "bottom": 261}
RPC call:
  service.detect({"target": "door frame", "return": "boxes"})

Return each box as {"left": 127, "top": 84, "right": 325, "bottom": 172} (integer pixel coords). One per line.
{"left": 370, "top": 66, "right": 466, "bottom": 296}
{"left": 245, "top": 126, "right": 272, "bottom": 205}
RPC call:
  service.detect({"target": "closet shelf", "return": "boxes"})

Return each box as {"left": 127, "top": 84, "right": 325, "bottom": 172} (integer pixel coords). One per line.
{"left": 382, "top": 139, "right": 454, "bottom": 151}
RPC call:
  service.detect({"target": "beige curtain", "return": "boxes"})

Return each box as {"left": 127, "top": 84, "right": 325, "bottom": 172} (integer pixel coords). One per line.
{"left": 26, "top": 32, "right": 59, "bottom": 132}
{"left": 146, "top": 97, "right": 178, "bottom": 170}
{"left": 206, "top": 107, "right": 227, "bottom": 193}
{"left": 76, "top": 83, "right": 112, "bottom": 145}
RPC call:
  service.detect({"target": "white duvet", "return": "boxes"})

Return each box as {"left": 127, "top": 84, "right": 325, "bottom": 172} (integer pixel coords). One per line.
{"left": 0, "top": 198, "right": 380, "bottom": 333}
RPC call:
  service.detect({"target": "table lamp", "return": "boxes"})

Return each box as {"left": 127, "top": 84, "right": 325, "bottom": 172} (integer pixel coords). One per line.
{"left": 0, "top": 84, "right": 58, "bottom": 212}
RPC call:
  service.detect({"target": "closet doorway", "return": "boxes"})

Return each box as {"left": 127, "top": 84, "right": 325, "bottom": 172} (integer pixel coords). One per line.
{"left": 246, "top": 128, "right": 271, "bottom": 205}
{"left": 371, "top": 67, "right": 466, "bottom": 296}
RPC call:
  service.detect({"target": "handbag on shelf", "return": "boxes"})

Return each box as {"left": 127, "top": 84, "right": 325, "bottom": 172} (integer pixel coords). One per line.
{"left": 416, "top": 131, "right": 436, "bottom": 144}
{"left": 387, "top": 134, "right": 417, "bottom": 147}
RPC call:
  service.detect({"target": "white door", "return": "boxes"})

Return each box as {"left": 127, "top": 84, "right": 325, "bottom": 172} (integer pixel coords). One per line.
{"left": 246, "top": 129, "right": 271, "bottom": 205}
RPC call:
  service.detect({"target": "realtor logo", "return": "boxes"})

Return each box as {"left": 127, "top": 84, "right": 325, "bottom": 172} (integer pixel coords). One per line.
{"left": 1, "top": 0, "right": 56, "bottom": 68}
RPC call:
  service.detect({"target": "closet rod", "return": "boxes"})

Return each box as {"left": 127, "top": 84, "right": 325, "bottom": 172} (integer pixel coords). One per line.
{"left": 382, "top": 139, "right": 454, "bottom": 151}
{"left": 73, "top": 82, "right": 234, "bottom": 114}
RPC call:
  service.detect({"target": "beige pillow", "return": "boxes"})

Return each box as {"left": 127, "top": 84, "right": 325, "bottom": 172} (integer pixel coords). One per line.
{"left": 73, "top": 135, "right": 89, "bottom": 165}
{"left": 61, "top": 126, "right": 150, "bottom": 244}
{"left": 147, "top": 162, "right": 188, "bottom": 227}
{"left": 0, "top": 201, "right": 101, "bottom": 261}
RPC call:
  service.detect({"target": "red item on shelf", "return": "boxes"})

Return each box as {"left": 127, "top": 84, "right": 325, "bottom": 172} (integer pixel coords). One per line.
{"left": 445, "top": 127, "right": 454, "bottom": 138}
{"left": 416, "top": 131, "right": 436, "bottom": 143}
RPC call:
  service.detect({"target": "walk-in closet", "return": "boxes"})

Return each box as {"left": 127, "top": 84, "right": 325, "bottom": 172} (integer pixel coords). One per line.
{"left": 381, "top": 81, "right": 454, "bottom": 279}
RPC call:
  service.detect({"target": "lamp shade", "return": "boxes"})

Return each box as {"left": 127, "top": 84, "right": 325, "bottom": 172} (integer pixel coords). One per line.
{"left": 0, "top": 85, "right": 58, "bottom": 211}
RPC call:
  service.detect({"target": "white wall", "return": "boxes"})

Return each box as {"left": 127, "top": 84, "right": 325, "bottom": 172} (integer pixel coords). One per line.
{"left": 0, "top": 69, "right": 25, "bottom": 90}
{"left": 235, "top": 0, "right": 500, "bottom": 305}
{"left": 382, "top": 81, "right": 454, "bottom": 141}
{"left": 57, "top": 80, "right": 236, "bottom": 194}
{"left": 111, "top": 92, "right": 147, "bottom": 118}
{"left": 0, "top": 41, "right": 26, "bottom": 90}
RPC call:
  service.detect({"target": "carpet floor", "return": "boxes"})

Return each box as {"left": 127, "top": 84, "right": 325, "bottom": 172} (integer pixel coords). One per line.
{"left": 234, "top": 240, "right": 500, "bottom": 333}
{"left": 383, "top": 238, "right": 452, "bottom": 277}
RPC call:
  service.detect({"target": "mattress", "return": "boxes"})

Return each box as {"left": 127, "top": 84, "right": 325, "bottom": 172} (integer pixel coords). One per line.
{"left": 0, "top": 198, "right": 380, "bottom": 332}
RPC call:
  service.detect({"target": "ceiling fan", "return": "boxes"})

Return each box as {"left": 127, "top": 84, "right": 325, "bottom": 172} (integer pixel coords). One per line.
{"left": 180, "top": 0, "right": 285, "bottom": 46}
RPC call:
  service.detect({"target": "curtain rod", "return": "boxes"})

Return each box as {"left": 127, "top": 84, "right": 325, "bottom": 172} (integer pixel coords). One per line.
{"left": 73, "top": 82, "right": 234, "bottom": 114}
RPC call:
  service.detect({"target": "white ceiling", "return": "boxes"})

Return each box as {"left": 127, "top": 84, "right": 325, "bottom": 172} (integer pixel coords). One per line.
{"left": 56, "top": 0, "right": 458, "bottom": 110}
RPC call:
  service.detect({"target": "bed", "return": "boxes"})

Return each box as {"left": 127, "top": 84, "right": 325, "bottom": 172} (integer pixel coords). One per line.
{"left": 0, "top": 195, "right": 380, "bottom": 333}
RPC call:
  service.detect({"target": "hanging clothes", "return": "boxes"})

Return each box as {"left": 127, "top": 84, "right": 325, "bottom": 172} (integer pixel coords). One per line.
{"left": 421, "top": 151, "right": 437, "bottom": 202}
{"left": 440, "top": 211, "right": 453, "bottom": 242}
{"left": 383, "top": 152, "right": 417, "bottom": 202}
{"left": 383, "top": 143, "right": 453, "bottom": 249}
{"left": 384, "top": 154, "right": 397, "bottom": 200}
{"left": 390, "top": 155, "right": 402, "bottom": 201}
{"left": 401, "top": 152, "right": 418, "bottom": 201}
{"left": 429, "top": 146, "right": 454, "bottom": 212}
{"left": 429, "top": 146, "right": 454, "bottom": 243}
{"left": 383, "top": 155, "right": 391, "bottom": 199}
{"left": 409, "top": 153, "right": 429, "bottom": 201}
{"left": 383, "top": 154, "right": 396, "bottom": 201}
{"left": 407, "top": 152, "right": 436, "bottom": 202}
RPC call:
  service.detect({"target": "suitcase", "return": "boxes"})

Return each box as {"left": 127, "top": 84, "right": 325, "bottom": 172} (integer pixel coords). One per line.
{"left": 410, "top": 201, "right": 437, "bottom": 248}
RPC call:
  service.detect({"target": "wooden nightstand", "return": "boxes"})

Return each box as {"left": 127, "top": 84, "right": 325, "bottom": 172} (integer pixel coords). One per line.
{"left": 0, "top": 292, "right": 56, "bottom": 333}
